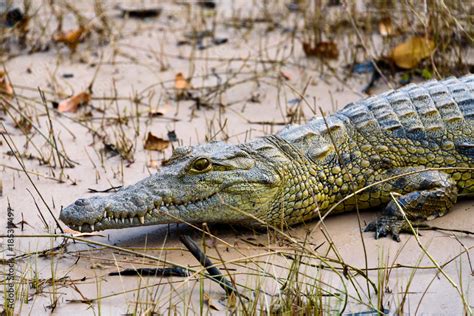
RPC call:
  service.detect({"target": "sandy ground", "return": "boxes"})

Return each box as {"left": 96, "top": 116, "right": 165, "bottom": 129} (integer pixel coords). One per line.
{"left": 0, "top": 1, "right": 473, "bottom": 315}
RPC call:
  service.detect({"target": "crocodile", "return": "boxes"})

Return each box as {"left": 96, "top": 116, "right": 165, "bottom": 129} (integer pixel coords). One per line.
{"left": 60, "top": 75, "right": 474, "bottom": 241}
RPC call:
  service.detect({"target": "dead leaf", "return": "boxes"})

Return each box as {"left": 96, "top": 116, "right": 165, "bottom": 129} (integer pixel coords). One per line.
{"left": 302, "top": 41, "right": 339, "bottom": 59}
{"left": 204, "top": 293, "right": 224, "bottom": 311}
{"left": 390, "top": 36, "right": 435, "bottom": 69}
{"left": 14, "top": 116, "right": 32, "bottom": 134}
{"left": 227, "top": 292, "right": 237, "bottom": 309}
{"left": 0, "top": 71, "right": 14, "bottom": 97}
{"left": 58, "top": 92, "right": 91, "bottom": 113}
{"left": 144, "top": 132, "right": 170, "bottom": 151}
{"left": 53, "top": 26, "right": 86, "bottom": 52}
{"left": 378, "top": 17, "right": 394, "bottom": 37}
{"left": 175, "top": 72, "right": 191, "bottom": 90}
{"left": 279, "top": 71, "right": 291, "bottom": 81}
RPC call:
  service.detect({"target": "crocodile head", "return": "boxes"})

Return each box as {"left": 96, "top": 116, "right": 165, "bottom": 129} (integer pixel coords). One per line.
{"left": 60, "top": 141, "right": 283, "bottom": 232}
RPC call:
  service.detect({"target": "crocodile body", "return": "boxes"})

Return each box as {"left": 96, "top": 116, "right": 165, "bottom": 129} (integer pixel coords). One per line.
{"left": 60, "top": 75, "right": 474, "bottom": 240}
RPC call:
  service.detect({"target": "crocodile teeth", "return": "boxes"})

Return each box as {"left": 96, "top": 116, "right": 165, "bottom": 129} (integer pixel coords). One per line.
{"left": 114, "top": 218, "right": 119, "bottom": 223}
{"left": 103, "top": 211, "right": 107, "bottom": 219}
{"left": 129, "top": 217, "right": 133, "bottom": 224}
{"left": 121, "top": 218, "right": 125, "bottom": 224}
{"left": 139, "top": 216, "right": 145, "bottom": 224}
{"left": 90, "top": 224, "right": 95, "bottom": 231}
{"left": 78, "top": 225, "right": 82, "bottom": 232}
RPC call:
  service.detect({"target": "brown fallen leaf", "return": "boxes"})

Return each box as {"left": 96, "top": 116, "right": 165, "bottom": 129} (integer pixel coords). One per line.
{"left": 144, "top": 132, "right": 170, "bottom": 151}
{"left": 53, "top": 26, "right": 86, "bottom": 52}
{"left": 0, "top": 71, "right": 14, "bottom": 97}
{"left": 175, "top": 72, "right": 191, "bottom": 91}
{"left": 227, "top": 292, "right": 237, "bottom": 310}
{"left": 389, "top": 36, "right": 435, "bottom": 69}
{"left": 302, "top": 41, "right": 339, "bottom": 59}
{"left": 378, "top": 17, "right": 394, "bottom": 37}
{"left": 58, "top": 91, "right": 91, "bottom": 113}
{"left": 279, "top": 71, "right": 291, "bottom": 81}
{"left": 14, "top": 116, "right": 32, "bottom": 134}
{"left": 204, "top": 293, "right": 225, "bottom": 311}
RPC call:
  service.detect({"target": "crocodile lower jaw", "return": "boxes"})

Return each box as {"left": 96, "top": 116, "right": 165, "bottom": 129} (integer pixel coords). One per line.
{"left": 66, "top": 193, "right": 218, "bottom": 232}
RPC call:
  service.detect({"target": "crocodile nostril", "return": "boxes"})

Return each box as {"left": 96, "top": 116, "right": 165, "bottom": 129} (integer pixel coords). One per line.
{"left": 75, "top": 198, "right": 87, "bottom": 207}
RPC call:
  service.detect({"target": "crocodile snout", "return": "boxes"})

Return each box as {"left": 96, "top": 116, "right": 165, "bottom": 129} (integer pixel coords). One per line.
{"left": 60, "top": 196, "right": 107, "bottom": 227}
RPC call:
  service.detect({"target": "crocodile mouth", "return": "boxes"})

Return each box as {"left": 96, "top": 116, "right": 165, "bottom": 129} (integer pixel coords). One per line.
{"left": 63, "top": 193, "right": 219, "bottom": 233}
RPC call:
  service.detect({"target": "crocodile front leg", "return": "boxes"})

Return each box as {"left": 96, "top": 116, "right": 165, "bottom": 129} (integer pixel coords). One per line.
{"left": 365, "top": 167, "right": 458, "bottom": 241}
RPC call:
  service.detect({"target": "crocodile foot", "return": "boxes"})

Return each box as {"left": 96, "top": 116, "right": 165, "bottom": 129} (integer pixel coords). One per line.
{"left": 364, "top": 215, "right": 408, "bottom": 242}
{"left": 365, "top": 168, "right": 458, "bottom": 242}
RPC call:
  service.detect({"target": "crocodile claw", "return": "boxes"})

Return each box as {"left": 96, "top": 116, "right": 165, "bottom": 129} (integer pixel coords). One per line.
{"left": 364, "top": 215, "right": 407, "bottom": 242}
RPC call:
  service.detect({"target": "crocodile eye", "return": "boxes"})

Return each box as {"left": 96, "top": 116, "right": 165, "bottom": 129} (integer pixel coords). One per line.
{"left": 191, "top": 158, "right": 211, "bottom": 172}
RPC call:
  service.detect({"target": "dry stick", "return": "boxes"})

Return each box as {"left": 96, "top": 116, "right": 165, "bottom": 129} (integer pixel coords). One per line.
{"left": 159, "top": 201, "right": 366, "bottom": 294}
{"left": 2, "top": 233, "right": 393, "bottom": 312}
{"left": 2, "top": 92, "right": 81, "bottom": 140}
{"left": 39, "top": 88, "right": 64, "bottom": 171}
{"left": 5, "top": 233, "right": 186, "bottom": 269}
{"left": 202, "top": 224, "right": 249, "bottom": 315}
{"left": 179, "top": 234, "right": 237, "bottom": 296}
{"left": 341, "top": 0, "right": 392, "bottom": 90}
{"left": 390, "top": 192, "right": 472, "bottom": 314}
{"left": 0, "top": 163, "right": 66, "bottom": 183}
{"left": 26, "top": 188, "right": 49, "bottom": 230}
{"left": 1, "top": 125, "right": 64, "bottom": 233}
{"left": 154, "top": 211, "right": 350, "bottom": 302}
{"left": 414, "top": 224, "right": 474, "bottom": 236}
{"left": 1, "top": 100, "right": 50, "bottom": 165}
{"left": 1, "top": 96, "right": 79, "bottom": 166}
{"left": 414, "top": 238, "right": 474, "bottom": 314}
{"left": 452, "top": 235, "right": 474, "bottom": 277}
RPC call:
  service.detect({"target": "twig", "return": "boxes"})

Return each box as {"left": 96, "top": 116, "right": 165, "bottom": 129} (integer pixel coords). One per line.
{"left": 87, "top": 185, "right": 122, "bottom": 193}
{"left": 109, "top": 266, "right": 189, "bottom": 277}
{"left": 414, "top": 224, "right": 474, "bottom": 236}
{"left": 1, "top": 125, "right": 64, "bottom": 233}
{"left": 390, "top": 192, "right": 472, "bottom": 314}
{"left": 179, "top": 234, "right": 237, "bottom": 296}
